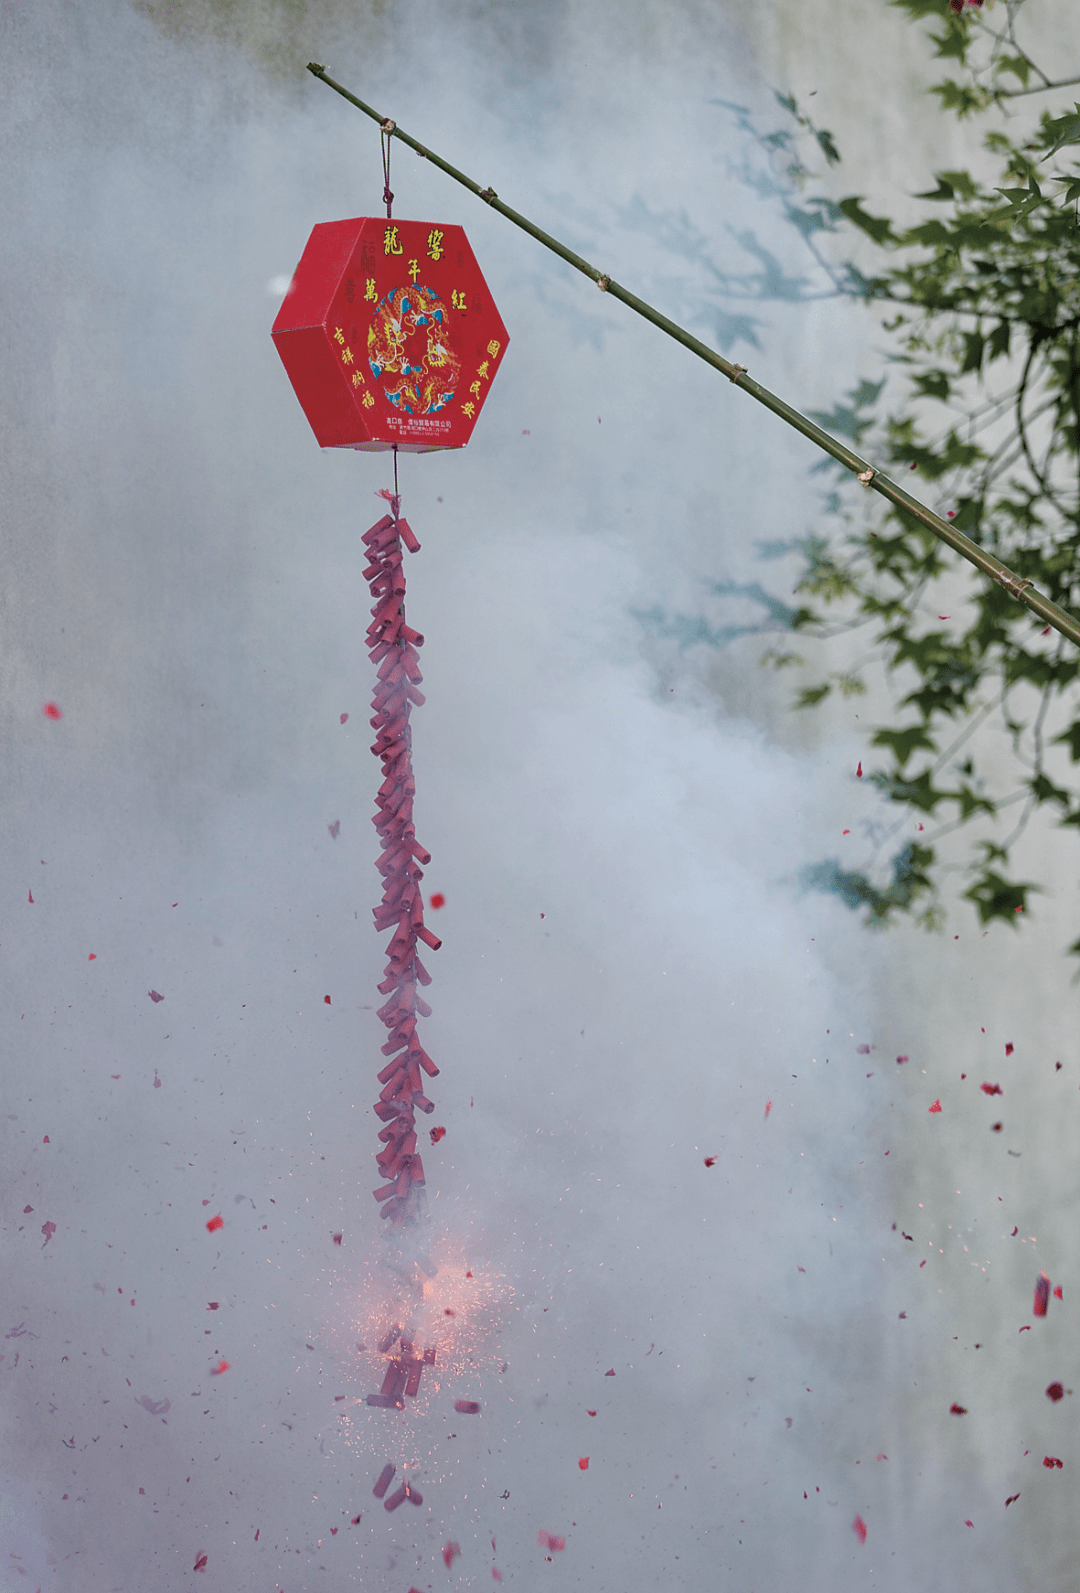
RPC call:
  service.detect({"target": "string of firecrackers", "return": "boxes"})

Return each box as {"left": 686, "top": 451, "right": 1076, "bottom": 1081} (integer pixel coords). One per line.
{"left": 363, "top": 492, "right": 441, "bottom": 1228}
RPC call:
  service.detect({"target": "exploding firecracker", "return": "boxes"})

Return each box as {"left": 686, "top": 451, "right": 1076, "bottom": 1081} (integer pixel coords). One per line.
{"left": 363, "top": 495, "right": 441, "bottom": 1229}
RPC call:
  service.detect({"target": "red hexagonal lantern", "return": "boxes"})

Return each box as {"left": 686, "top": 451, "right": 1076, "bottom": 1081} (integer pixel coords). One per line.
{"left": 271, "top": 216, "right": 508, "bottom": 453}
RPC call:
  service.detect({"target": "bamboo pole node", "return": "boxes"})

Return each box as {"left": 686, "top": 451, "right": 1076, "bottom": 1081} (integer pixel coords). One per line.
{"left": 857, "top": 466, "right": 876, "bottom": 486}
{"left": 728, "top": 364, "right": 748, "bottom": 383}
{"left": 995, "top": 571, "right": 1034, "bottom": 598}
{"left": 478, "top": 187, "right": 498, "bottom": 204}
{"left": 596, "top": 274, "right": 611, "bottom": 292}
{"left": 380, "top": 118, "right": 396, "bottom": 134}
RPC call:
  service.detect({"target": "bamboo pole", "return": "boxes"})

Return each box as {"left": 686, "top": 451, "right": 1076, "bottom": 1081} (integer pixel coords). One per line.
{"left": 306, "top": 63, "right": 1080, "bottom": 651}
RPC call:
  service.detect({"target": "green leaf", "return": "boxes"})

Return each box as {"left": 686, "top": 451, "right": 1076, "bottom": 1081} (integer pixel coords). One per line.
{"left": 913, "top": 177, "right": 955, "bottom": 202}
{"left": 932, "top": 80, "right": 993, "bottom": 118}
{"left": 795, "top": 684, "right": 832, "bottom": 708}
{"left": 911, "top": 370, "right": 951, "bottom": 401}
{"left": 1031, "top": 772, "right": 1073, "bottom": 808}
{"left": 815, "top": 127, "right": 841, "bottom": 165}
{"left": 987, "top": 320, "right": 1010, "bottom": 361}
{"left": 963, "top": 870, "right": 1035, "bottom": 926}
{"left": 961, "top": 332, "right": 985, "bottom": 375}
{"left": 838, "top": 197, "right": 898, "bottom": 246}
{"left": 1054, "top": 721, "right": 1080, "bottom": 761}
{"left": 994, "top": 54, "right": 1031, "bottom": 88}
{"left": 1039, "top": 105, "right": 1080, "bottom": 160}
{"left": 871, "top": 726, "right": 937, "bottom": 767}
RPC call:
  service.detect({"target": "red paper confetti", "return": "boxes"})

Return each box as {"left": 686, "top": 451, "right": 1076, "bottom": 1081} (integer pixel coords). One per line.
{"left": 1005, "top": 1493, "right": 1020, "bottom": 1507}
{"left": 991, "top": 1122, "right": 1003, "bottom": 1131}
{"left": 206, "top": 1215, "right": 223, "bottom": 1233}
{"left": 28, "top": 891, "right": 33, "bottom": 904}
{"left": 88, "top": 953, "right": 96, "bottom": 960}
{"left": 764, "top": 1100, "right": 772, "bottom": 1119}
{"left": 148, "top": 990, "right": 163, "bottom": 1003}
{"left": 704, "top": 1155, "right": 716, "bottom": 1166}
{"left": 1053, "top": 1286, "right": 1063, "bottom": 1300}
{"left": 965, "top": 1520, "right": 973, "bottom": 1527}
{"left": 43, "top": 702, "right": 62, "bottom": 719}
{"left": 454, "top": 1399, "right": 480, "bottom": 1414}
{"left": 324, "top": 994, "right": 331, "bottom": 1004}
{"left": 537, "top": 1531, "right": 565, "bottom": 1552}
{"left": 332, "top": 1231, "right": 342, "bottom": 1245}
{"left": 193, "top": 1551, "right": 208, "bottom": 1572}
{"left": 896, "top": 1055, "right": 908, "bottom": 1064}
{"left": 328, "top": 820, "right": 340, "bottom": 839}
{"left": 1046, "top": 1383, "right": 1065, "bottom": 1402}
{"left": 605, "top": 1368, "right": 615, "bottom": 1376}
{"left": 1033, "top": 1274, "right": 1050, "bottom": 1316}
{"left": 1005, "top": 1042, "right": 1014, "bottom": 1055}
{"left": 928, "top": 1099, "right": 942, "bottom": 1113}
{"left": 42, "top": 1135, "right": 49, "bottom": 1143}
{"left": 578, "top": 1457, "right": 589, "bottom": 1470}
{"left": 210, "top": 1360, "right": 229, "bottom": 1375}
{"left": 493, "top": 1572, "right": 503, "bottom": 1583}
{"left": 430, "top": 1125, "right": 446, "bottom": 1144}
{"left": 853, "top": 1515, "right": 867, "bottom": 1544}
{"left": 856, "top": 762, "right": 863, "bottom": 778}
{"left": 443, "top": 1542, "right": 462, "bottom": 1568}
{"left": 980, "top": 1083, "right": 1003, "bottom": 1096}
{"left": 41, "top": 1221, "right": 56, "bottom": 1247}
{"left": 856, "top": 1043, "right": 870, "bottom": 1055}
{"left": 340, "top": 713, "right": 349, "bottom": 724}
{"left": 587, "top": 1409, "right": 596, "bottom": 1416}
{"left": 1043, "top": 1457, "right": 1063, "bottom": 1469}
{"left": 950, "top": 1403, "right": 967, "bottom": 1415}
{"left": 429, "top": 892, "right": 445, "bottom": 909}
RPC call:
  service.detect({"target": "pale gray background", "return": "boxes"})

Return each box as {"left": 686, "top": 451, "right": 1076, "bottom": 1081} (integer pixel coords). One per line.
{"left": 1, "top": 1, "right": 1076, "bottom": 1589}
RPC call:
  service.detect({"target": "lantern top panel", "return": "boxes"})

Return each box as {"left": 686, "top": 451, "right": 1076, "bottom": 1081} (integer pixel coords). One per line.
{"left": 271, "top": 217, "right": 508, "bottom": 453}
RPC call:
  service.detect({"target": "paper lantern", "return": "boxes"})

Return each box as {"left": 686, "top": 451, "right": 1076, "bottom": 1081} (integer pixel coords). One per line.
{"left": 271, "top": 216, "right": 509, "bottom": 453}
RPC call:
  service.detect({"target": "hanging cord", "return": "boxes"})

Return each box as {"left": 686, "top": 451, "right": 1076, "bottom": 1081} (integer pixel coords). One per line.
{"left": 380, "top": 119, "right": 395, "bottom": 218}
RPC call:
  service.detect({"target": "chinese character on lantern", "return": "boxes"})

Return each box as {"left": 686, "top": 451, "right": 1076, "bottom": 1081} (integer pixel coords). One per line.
{"left": 384, "top": 225, "right": 402, "bottom": 256}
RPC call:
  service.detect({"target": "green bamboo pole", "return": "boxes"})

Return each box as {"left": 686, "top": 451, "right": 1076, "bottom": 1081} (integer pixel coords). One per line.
{"left": 306, "top": 63, "right": 1080, "bottom": 651}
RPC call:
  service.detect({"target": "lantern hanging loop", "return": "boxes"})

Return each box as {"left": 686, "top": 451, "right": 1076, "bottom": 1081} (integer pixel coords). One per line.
{"left": 305, "top": 61, "right": 1080, "bottom": 652}
{"left": 380, "top": 119, "right": 394, "bottom": 218}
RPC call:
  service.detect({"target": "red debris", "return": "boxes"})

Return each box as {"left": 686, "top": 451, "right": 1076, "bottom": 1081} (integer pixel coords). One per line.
{"left": 1054, "top": 1286, "right": 1063, "bottom": 1300}
{"left": 764, "top": 1100, "right": 772, "bottom": 1119}
{"left": 1043, "top": 1457, "right": 1064, "bottom": 1469}
{"left": 324, "top": 994, "right": 332, "bottom": 1004}
{"left": 856, "top": 762, "right": 863, "bottom": 778}
{"left": 430, "top": 892, "right": 445, "bottom": 909}
{"left": 1046, "top": 1384, "right": 1065, "bottom": 1402}
{"left": 928, "top": 1099, "right": 942, "bottom": 1113}
{"left": 340, "top": 713, "right": 349, "bottom": 724}
{"left": 148, "top": 990, "right": 164, "bottom": 1003}
{"left": 537, "top": 1531, "right": 565, "bottom": 1552}
{"left": 210, "top": 1360, "right": 229, "bottom": 1375}
{"left": 454, "top": 1400, "right": 480, "bottom": 1414}
{"left": 492, "top": 1573, "right": 503, "bottom": 1583}
{"left": 852, "top": 1516, "right": 867, "bottom": 1544}
{"left": 28, "top": 891, "right": 33, "bottom": 903}
{"left": 43, "top": 702, "right": 62, "bottom": 719}
{"left": 430, "top": 1125, "right": 446, "bottom": 1144}
{"left": 1034, "top": 1274, "right": 1051, "bottom": 1316}
{"left": 332, "top": 1232, "right": 342, "bottom": 1245}
{"left": 206, "top": 1215, "right": 223, "bottom": 1233}
{"left": 704, "top": 1156, "right": 716, "bottom": 1167}
{"left": 578, "top": 1457, "right": 589, "bottom": 1470}
{"left": 443, "top": 1541, "right": 462, "bottom": 1568}
{"left": 896, "top": 1055, "right": 908, "bottom": 1064}
{"left": 328, "top": 820, "right": 341, "bottom": 839}
{"left": 587, "top": 1410, "right": 596, "bottom": 1416}
{"left": 856, "top": 1044, "right": 870, "bottom": 1055}
{"left": 991, "top": 1122, "right": 1003, "bottom": 1131}
{"left": 605, "top": 1368, "right": 615, "bottom": 1376}
{"left": 965, "top": 1520, "right": 973, "bottom": 1527}
{"left": 89, "top": 953, "right": 96, "bottom": 960}
{"left": 950, "top": 1403, "right": 967, "bottom": 1415}
{"left": 980, "top": 1083, "right": 1003, "bottom": 1096}
{"left": 193, "top": 1550, "right": 208, "bottom": 1572}
{"left": 1005, "top": 1493, "right": 1020, "bottom": 1506}
{"left": 1005, "top": 1042, "right": 1014, "bottom": 1055}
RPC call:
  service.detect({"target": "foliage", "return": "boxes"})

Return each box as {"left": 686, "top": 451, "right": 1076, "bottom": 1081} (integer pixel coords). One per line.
{"left": 655, "top": 0, "right": 1080, "bottom": 947}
